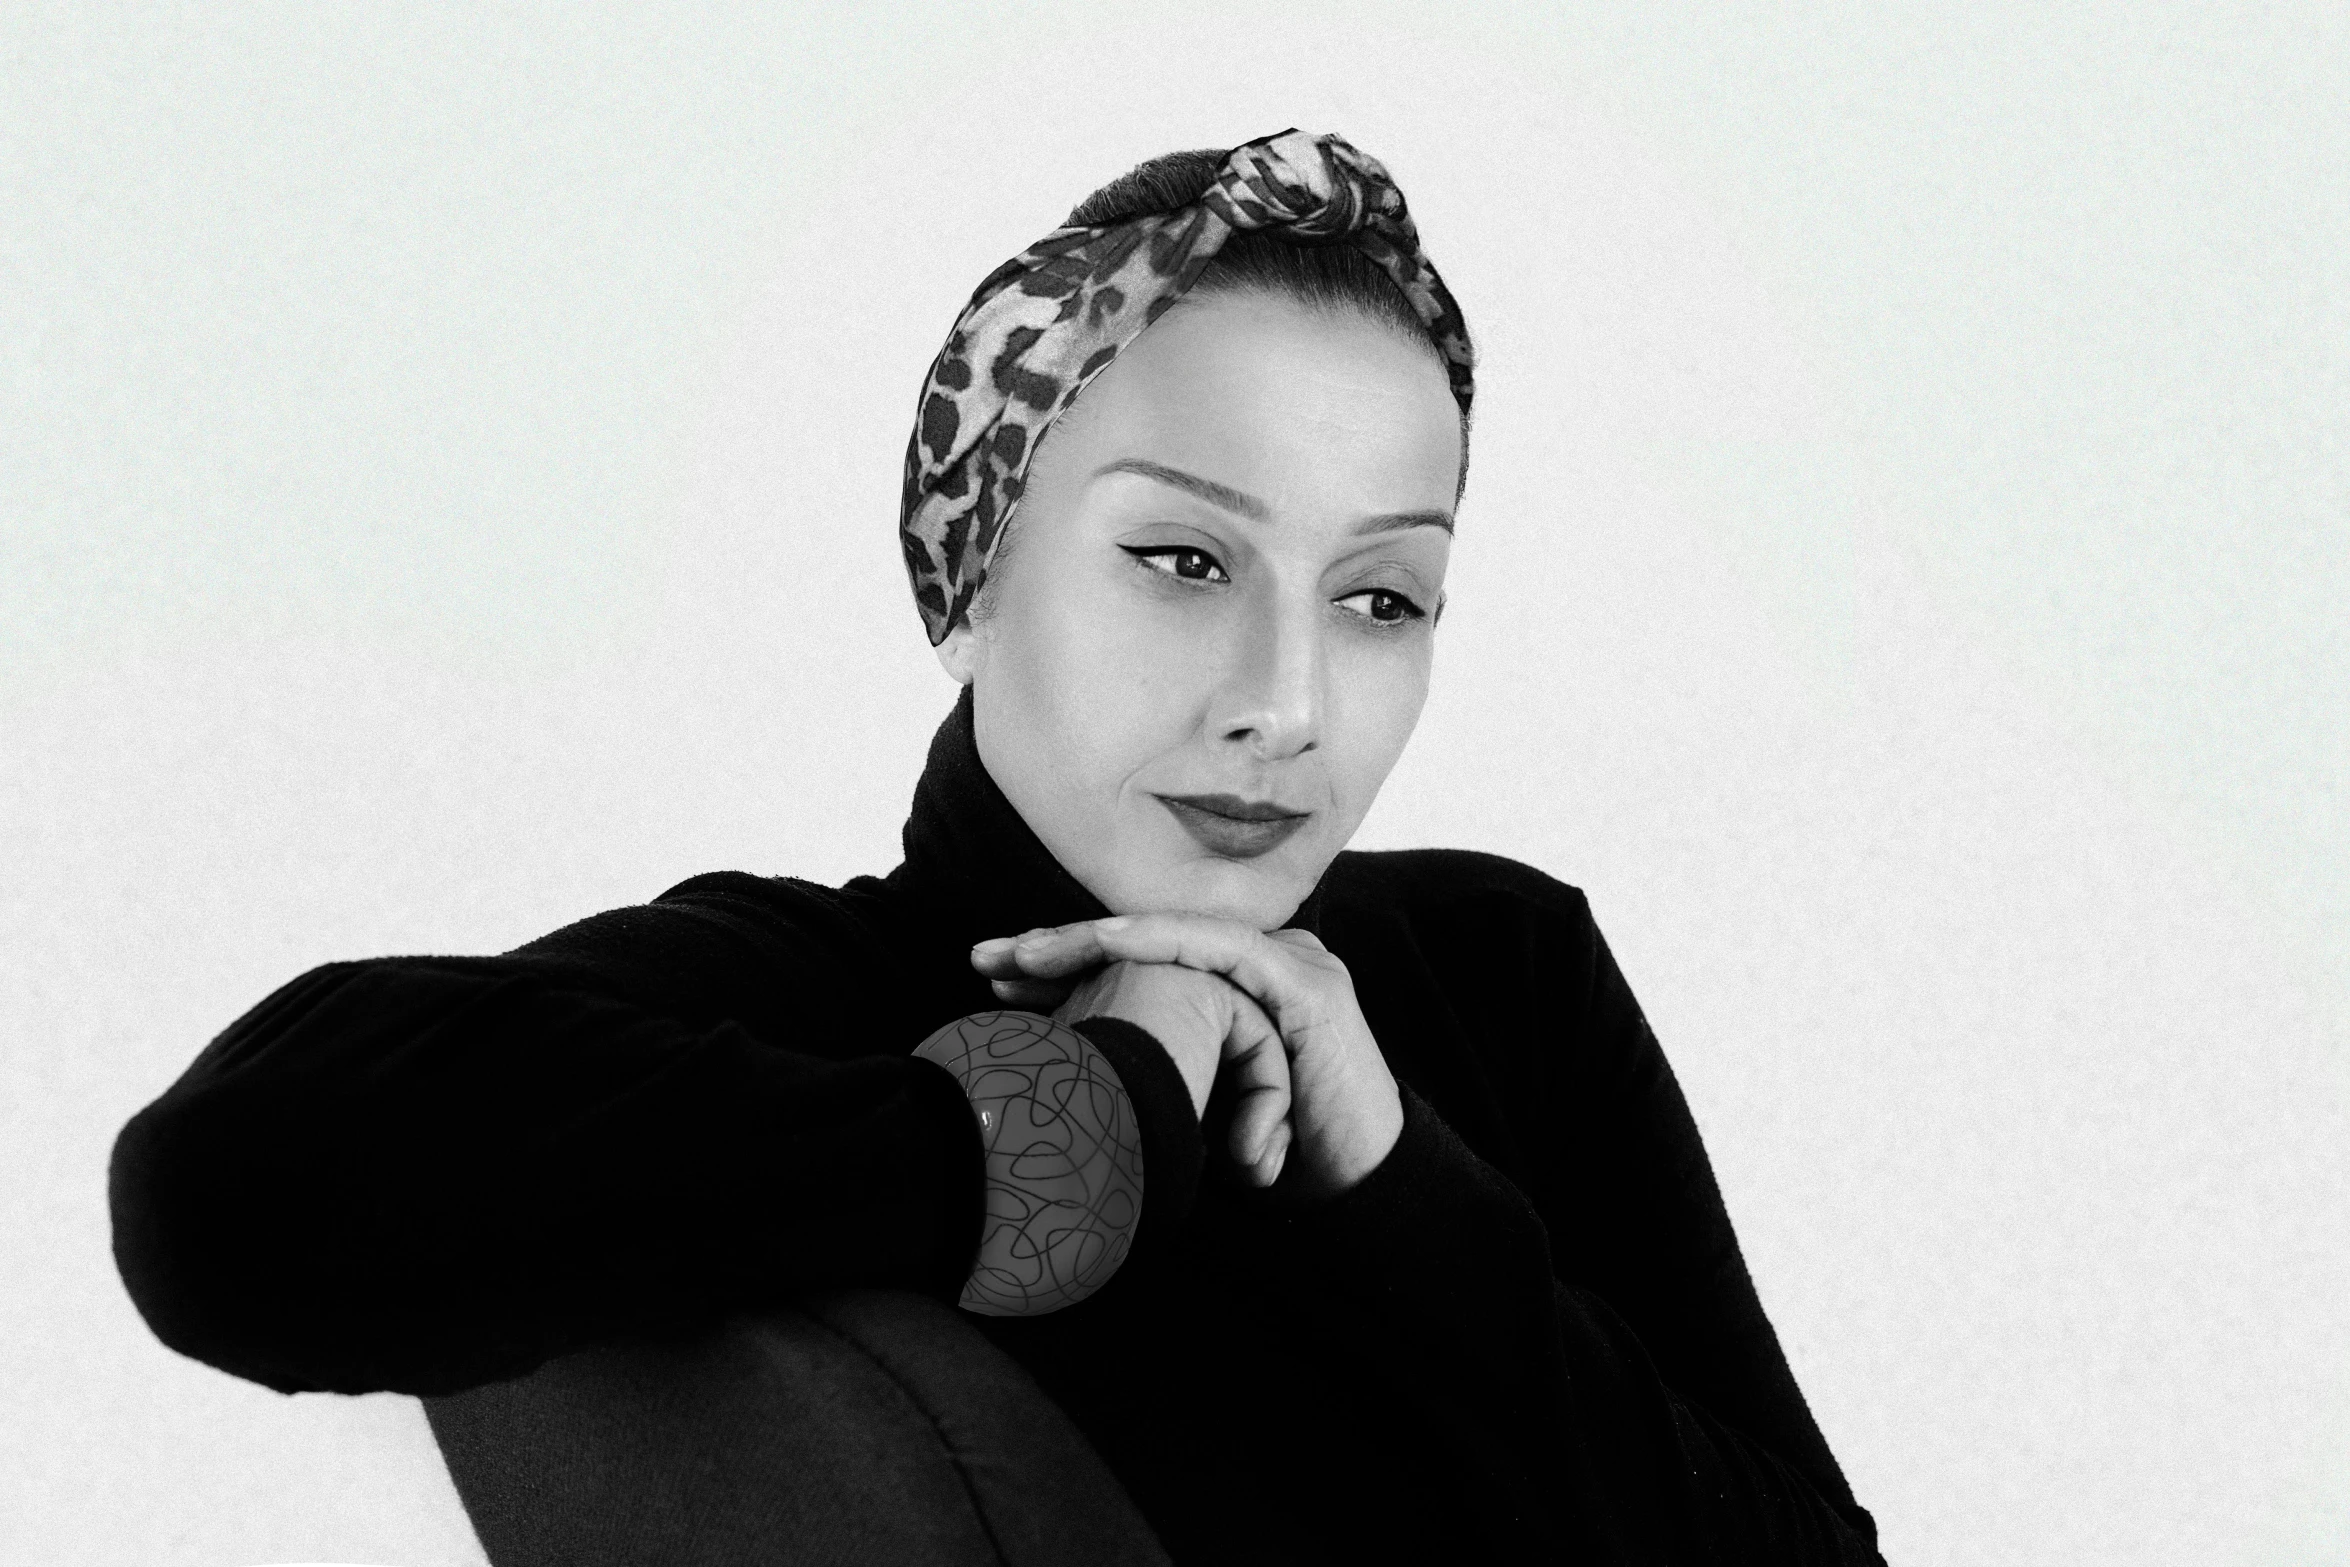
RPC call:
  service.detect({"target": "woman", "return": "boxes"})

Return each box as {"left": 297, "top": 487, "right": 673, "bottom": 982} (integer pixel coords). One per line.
{"left": 109, "top": 130, "right": 1885, "bottom": 1562}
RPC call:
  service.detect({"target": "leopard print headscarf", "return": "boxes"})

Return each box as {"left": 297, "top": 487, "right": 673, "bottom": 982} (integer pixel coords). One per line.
{"left": 898, "top": 127, "right": 1477, "bottom": 646}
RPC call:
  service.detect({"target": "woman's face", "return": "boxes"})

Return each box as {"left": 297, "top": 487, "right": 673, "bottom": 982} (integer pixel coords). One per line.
{"left": 938, "top": 288, "right": 1461, "bottom": 930}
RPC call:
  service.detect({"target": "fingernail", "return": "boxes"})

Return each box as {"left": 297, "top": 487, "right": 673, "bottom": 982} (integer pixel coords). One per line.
{"left": 972, "top": 937, "right": 1017, "bottom": 956}
{"left": 1096, "top": 915, "right": 1130, "bottom": 931}
{"left": 1267, "top": 1145, "right": 1288, "bottom": 1183}
{"left": 1015, "top": 929, "right": 1056, "bottom": 950}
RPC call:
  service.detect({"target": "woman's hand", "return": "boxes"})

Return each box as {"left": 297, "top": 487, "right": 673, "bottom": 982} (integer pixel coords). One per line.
{"left": 972, "top": 934, "right": 1293, "bottom": 1188}
{"left": 974, "top": 916, "right": 1405, "bottom": 1202}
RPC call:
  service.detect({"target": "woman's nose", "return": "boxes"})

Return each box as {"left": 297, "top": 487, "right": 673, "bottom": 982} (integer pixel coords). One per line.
{"left": 1213, "top": 595, "right": 1322, "bottom": 761}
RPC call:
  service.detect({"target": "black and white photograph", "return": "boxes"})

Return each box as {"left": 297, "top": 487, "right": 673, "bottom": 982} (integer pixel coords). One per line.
{"left": 5, "top": 5, "right": 2344, "bottom": 1564}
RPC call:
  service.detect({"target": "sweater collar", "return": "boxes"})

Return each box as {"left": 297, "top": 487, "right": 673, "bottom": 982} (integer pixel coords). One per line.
{"left": 882, "top": 682, "right": 1328, "bottom": 954}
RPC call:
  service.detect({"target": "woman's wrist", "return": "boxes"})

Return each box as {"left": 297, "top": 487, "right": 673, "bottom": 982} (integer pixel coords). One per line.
{"left": 1066, "top": 1015, "right": 1205, "bottom": 1229}
{"left": 1309, "top": 1072, "right": 1406, "bottom": 1201}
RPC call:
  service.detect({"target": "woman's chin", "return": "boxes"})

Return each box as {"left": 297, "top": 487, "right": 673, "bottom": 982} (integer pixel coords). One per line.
{"left": 1101, "top": 851, "right": 1315, "bottom": 930}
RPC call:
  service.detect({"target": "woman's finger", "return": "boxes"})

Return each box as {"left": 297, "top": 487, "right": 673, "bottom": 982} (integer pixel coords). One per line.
{"left": 974, "top": 927, "right": 1114, "bottom": 981}
{"left": 1029, "top": 914, "right": 1326, "bottom": 1038}
{"left": 1217, "top": 982, "right": 1292, "bottom": 1185}
{"left": 988, "top": 976, "right": 1075, "bottom": 1011}
{"left": 969, "top": 932, "right": 1057, "bottom": 980}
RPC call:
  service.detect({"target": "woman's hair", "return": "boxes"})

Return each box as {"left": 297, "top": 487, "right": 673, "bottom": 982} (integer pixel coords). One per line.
{"left": 966, "top": 145, "right": 1472, "bottom": 630}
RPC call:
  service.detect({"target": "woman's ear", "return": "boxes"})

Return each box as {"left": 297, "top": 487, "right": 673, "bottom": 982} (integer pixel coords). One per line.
{"left": 935, "top": 620, "right": 985, "bottom": 685}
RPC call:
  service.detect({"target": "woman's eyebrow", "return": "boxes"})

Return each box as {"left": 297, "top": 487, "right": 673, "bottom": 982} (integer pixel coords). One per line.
{"left": 1091, "top": 457, "right": 1454, "bottom": 535}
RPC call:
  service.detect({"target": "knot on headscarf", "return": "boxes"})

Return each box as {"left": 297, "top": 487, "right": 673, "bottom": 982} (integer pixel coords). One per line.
{"left": 1202, "top": 128, "right": 1386, "bottom": 240}
{"left": 898, "top": 127, "right": 1475, "bottom": 647}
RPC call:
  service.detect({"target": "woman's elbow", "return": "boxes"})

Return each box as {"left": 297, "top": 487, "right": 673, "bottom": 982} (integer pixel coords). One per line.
{"left": 107, "top": 1084, "right": 339, "bottom": 1394}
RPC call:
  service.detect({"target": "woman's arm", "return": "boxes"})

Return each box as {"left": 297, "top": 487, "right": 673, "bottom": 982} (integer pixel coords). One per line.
{"left": 980, "top": 889, "right": 1884, "bottom": 1561}
{"left": 1242, "top": 1078, "right": 1885, "bottom": 1563}
{"left": 108, "top": 873, "right": 986, "bottom": 1397}
{"left": 1542, "top": 909, "right": 1883, "bottom": 1552}
{"left": 1252, "top": 874, "right": 1883, "bottom": 1562}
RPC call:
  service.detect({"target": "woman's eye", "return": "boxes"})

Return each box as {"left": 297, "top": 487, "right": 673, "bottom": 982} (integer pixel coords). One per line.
{"left": 1337, "top": 588, "right": 1429, "bottom": 626}
{"left": 1124, "top": 546, "right": 1230, "bottom": 584}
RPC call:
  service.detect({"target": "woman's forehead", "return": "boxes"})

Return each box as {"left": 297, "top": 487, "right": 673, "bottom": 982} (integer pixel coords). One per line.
{"left": 1053, "top": 293, "right": 1461, "bottom": 518}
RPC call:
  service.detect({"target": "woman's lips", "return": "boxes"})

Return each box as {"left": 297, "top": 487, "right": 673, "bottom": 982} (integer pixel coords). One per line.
{"left": 1156, "top": 795, "right": 1309, "bottom": 859}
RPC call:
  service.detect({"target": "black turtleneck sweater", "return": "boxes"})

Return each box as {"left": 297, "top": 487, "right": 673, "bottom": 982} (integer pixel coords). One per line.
{"left": 109, "top": 685, "right": 1885, "bottom": 1564}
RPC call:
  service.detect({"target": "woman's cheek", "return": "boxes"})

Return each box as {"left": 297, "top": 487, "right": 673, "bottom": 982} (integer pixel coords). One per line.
{"left": 1330, "top": 631, "right": 1432, "bottom": 803}
{"left": 1026, "top": 570, "right": 1158, "bottom": 710}
{"left": 1042, "top": 592, "right": 1207, "bottom": 795}
{"left": 1334, "top": 618, "right": 1433, "bottom": 713}
{"left": 1099, "top": 585, "right": 1226, "bottom": 699}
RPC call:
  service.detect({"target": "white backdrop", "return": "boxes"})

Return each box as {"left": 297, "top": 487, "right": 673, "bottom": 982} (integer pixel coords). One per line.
{"left": 5, "top": 5, "right": 2344, "bottom": 1564}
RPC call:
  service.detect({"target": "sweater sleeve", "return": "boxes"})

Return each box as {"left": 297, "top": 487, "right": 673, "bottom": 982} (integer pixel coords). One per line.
{"left": 106, "top": 873, "right": 988, "bottom": 1398}
{"left": 1549, "top": 913, "right": 1885, "bottom": 1557}
{"left": 1226, "top": 897, "right": 1885, "bottom": 1562}
{"left": 1249, "top": 1083, "right": 1884, "bottom": 1563}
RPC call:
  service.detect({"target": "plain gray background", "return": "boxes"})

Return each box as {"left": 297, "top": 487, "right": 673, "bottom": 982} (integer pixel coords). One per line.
{"left": 5, "top": 4, "right": 2344, "bottom": 1564}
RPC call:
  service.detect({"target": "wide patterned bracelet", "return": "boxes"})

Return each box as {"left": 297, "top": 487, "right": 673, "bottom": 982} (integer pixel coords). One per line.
{"left": 913, "top": 1010, "right": 1147, "bottom": 1317}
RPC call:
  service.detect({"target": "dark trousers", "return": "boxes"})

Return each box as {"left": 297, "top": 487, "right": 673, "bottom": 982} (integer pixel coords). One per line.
{"left": 424, "top": 1288, "right": 1172, "bottom": 1567}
